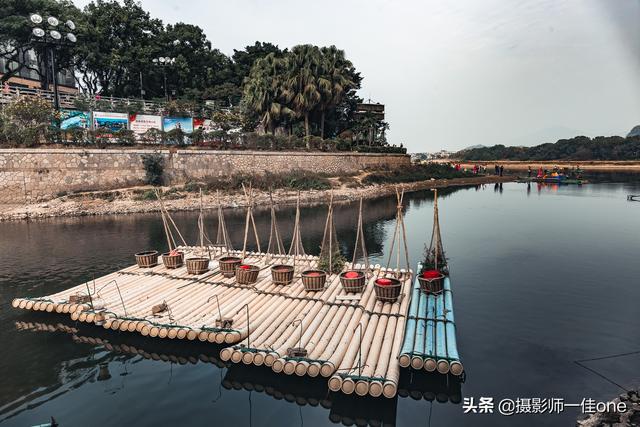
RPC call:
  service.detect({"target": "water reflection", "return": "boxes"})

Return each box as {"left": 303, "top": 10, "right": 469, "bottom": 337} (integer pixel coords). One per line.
{"left": 5, "top": 315, "right": 462, "bottom": 427}
{"left": 2, "top": 175, "right": 640, "bottom": 427}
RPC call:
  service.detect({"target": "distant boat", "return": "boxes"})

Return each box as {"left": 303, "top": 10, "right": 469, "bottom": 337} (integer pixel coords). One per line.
{"left": 523, "top": 170, "right": 587, "bottom": 184}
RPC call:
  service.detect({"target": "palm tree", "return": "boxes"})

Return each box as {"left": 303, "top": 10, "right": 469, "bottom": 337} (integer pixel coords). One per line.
{"left": 281, "top": 45, "right": 322, "bottom": 144}
{"left": 317, "top": 46, "right": 356, "bottom": 139}
{"left": 242, "top": 53, "right": 293, "bottom": 133}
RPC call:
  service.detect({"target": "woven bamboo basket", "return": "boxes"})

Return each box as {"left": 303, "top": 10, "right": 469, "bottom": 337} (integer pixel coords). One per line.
{"left": 186, "top": 257, "right": 209, "bottom": 275}
{"left": 301, "top": 270, "right": 327, "bottom": 292}
{"left": 339, "top": 271, "right": 366, "bottom": 293}
{"left": 219, "top": 256, "right": 241, "bottom": 278}
{"left": 162, "top": 251, "right": 184, "bottom": 269}
{"left": 374, "top": 277, "right": 402, "bottom": 302}
{"left": 135, "top": 250, "right": 158, "bottom": 268}
{"left": 236, "top": 264, "right": 260, "bottom": 285}
{"left": 271, "top": 264, "right": 295, "bottom": 285}
{"left": 418, "top": 272, "right": 445, "bottom": 294}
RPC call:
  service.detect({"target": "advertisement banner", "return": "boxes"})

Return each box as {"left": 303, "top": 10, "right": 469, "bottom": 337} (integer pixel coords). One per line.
{"left": 193, "top": 118, "right": 217, "bottom": 133}
{"left": 163, "top": 117, "right": 193, "bottom": 133}
{"left": 129, "top": 113, "right": 162, "bottom": 139}
{"left": 93, "top": 112, "right": 128, "bottom": 133}
{"left": 59, "top": 110, "right": 90, "bottom": 130}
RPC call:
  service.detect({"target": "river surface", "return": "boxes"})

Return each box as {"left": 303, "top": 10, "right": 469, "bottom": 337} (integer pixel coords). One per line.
{"left": 1, "top": 175, "right": 639, "bottom": 427}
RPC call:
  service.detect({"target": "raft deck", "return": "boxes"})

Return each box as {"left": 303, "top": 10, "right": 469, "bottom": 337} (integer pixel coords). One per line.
{"left": 12, "top": 246, "right": 412, "bottom": 398}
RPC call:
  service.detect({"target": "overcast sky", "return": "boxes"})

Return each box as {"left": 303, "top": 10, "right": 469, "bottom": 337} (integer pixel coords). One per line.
{"left": 73, "top": 0, "right": 640, "bottom": 153}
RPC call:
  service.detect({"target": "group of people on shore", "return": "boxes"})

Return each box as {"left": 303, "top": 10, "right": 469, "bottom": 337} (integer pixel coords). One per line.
{"left": 493, "top": 164, "right": 505, "bottom": 176}
{"left": 453, "top": 163, "right": 490, "bottom": 175}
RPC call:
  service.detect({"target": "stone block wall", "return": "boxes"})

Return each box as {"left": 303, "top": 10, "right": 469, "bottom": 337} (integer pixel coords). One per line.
{"left": 0, "top": 149, "right": 410, "bottom": 204}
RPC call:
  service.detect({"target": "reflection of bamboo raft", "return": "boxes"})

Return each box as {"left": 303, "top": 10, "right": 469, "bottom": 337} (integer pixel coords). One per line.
{"left": 12, "top": 247, "right": 413, "bottom": 398}
{"left": 399, "top": 265, "right": 463, "bottom": 376}
{"left": 14, "top": 319, "right": 226, "bottom": 368}
{"left": 397, "top": 369, "right": 463, "bottom": 403}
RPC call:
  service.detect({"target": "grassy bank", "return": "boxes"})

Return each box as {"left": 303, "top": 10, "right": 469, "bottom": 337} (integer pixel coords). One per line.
{"left": 126, "top": 164, "right": 475, "bottom": 202}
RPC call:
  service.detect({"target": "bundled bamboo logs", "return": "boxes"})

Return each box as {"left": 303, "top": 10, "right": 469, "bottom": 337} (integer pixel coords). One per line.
{"left": 12, "top": 247, "right": 417, "bottom": 398}
{"left": 398, "top": 269, "right": 463, "bottom": 377}
{"left": 220, "top": 262, "right": 412, "bottom": 398}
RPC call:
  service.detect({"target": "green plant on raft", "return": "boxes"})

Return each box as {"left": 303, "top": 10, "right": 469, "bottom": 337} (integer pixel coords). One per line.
{"left": 318, "top": 246, "right": 346, "bottom": 274}
{"left": 420, "top": 246, "right": 448, "bottom": 275}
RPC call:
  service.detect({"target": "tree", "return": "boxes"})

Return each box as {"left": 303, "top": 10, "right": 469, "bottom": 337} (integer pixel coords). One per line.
{"left": 242, "top": 53, "right": 293, "bottom": 134}
{"left": 232, "top": 41, "right": 284, "bottom": 87}
{"left": 0, "top": 96, "right": 54, "bottom": 146}
{"left": 317, "top": 46, "right": 356, "bottom": 138}
{"left": 74, "top": 0, "right": 162, "bottom": 96}
{"left": 353, "top": 111, "right": 389, "bottom": 145}
{"left": 0, "top": 0, "right": 83, "bottom": 88}
{"left": 281, "top": 44, "right": 322, "bottom": 143}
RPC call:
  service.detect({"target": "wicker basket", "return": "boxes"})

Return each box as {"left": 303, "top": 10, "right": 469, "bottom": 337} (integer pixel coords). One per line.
{"left": 374, "top": 277, "right": 402, "bottom": 302}
{"left": 186, "top": 257, "right": 209, "bottom": 275}
{"left": 418, "top": 272, "right": 445, "bottom": 294}
{"left": 162, "top": 251, "right": 184, "bottom": 269}
{"left": 301, "top": 270, "right": 327, "bottom": 292}
{"left": 271, "top": 264, "right": 295, "bottom": 285}
{"left": 219, "top": 256, "right": 241, "bottom": 278}
{"left": 339, "top": 271, "right": 366, "bottom": 293}
{"left": 236, "top": 264, "right": 260, "bottom": 285}
{"left": 135, "top": 250, "right": 158, "bottom": 268}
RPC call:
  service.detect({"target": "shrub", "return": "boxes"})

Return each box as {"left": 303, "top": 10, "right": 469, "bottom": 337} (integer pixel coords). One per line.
{"left": 115, "top": 129, "right": 135, "bottom": 146}
{"left": 0, "top": 96, "right": 53, "bottom": 146}
{"left": 132, "top": 189, "right": 157, "bottom": 201}
{"left": 140, "top": 152, "right": 165, "bottom": 185}
{"left": 142, "top": 128, "right": 164, "bottom": 144}
{"left": 165, "top": 128, "right": 186, "bottom": 145}
{"left": 361, "top": 163, "right": 472, "bottom": 185}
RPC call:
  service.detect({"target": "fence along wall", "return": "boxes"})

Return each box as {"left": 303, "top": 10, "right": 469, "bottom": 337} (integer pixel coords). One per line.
{"left": 0, "top": 149, "right": 410, "bottom": 204}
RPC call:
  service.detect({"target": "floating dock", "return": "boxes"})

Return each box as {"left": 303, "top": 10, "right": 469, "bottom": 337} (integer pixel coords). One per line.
{"left": 398, "top": 265, "right": 463, "bottom": 376}
{"left": 12, "top": 246, "right": 416, "bottom": 398}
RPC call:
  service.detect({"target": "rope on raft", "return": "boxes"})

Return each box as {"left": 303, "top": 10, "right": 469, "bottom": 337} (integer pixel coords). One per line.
{"left": 352, "top": 196, "right": 372, "bottom": 277}
{"left": 288, "top": 191, "right": 306, "bottom": 270}
{"left": 240, "top": 183, "right": 261, "bottom": 262}
{"left": 380, "top": 187, "right": 411, "bottom": 280}
{"left": 265, "top": 189, "right": 286, "bottom": 263}
{"left": 214, "top": 190, "right": 234, "bottom": 254}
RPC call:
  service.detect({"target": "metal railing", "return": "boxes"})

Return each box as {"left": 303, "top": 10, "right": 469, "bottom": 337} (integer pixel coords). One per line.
{"left": 0, "top": 86, "right": 167, "bottom": 114}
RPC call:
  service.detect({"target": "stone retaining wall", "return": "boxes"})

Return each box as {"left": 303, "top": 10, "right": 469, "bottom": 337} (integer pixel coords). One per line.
{"left": 0, "top": 149, "right": 410, "bottom": 204}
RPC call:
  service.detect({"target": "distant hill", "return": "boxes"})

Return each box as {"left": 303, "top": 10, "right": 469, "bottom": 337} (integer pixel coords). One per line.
{"left": 461, "top": 144, "right": 486, "bottom": 151}
{"left": 628, "top": 125, "right": 640, "bottom": 137}
{"left": 454, "top": 135, "right": 640, "bottom": 161}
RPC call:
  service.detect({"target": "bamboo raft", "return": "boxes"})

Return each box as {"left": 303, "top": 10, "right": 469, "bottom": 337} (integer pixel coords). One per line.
{"left": 11, "top": 246, "right": 412, "bottom": 397}
{"left": 11, "top": 187, "right": 463, "bottom": 401}
{"left": 398, "top": 265, "right": 463, "bottom": 376}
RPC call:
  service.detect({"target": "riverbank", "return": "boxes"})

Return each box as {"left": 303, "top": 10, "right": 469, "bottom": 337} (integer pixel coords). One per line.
{"left": 0, "top": 175, "right": 514, "bottom": 221}
{"left": 450, "top": 160, "right": 640, "bottom": 172}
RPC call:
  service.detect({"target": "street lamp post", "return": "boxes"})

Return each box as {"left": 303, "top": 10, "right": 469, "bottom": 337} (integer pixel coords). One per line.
{"left": 28, "top": 13, "right": 77, "bottom": 114}
{"left": 152, "top": 57, "right": 175, "bottom": 101}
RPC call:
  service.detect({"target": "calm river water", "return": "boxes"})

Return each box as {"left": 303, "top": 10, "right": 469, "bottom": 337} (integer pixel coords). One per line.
{"left": 1, "top": 175, "right": 639, "bottom": 427}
